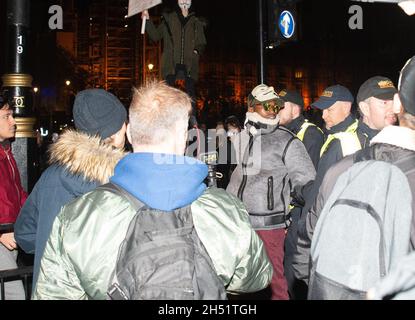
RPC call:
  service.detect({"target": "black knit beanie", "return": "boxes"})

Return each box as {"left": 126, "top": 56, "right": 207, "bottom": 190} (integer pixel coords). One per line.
{"left": 73, "top": 89, "right": 127, "bottom": 139}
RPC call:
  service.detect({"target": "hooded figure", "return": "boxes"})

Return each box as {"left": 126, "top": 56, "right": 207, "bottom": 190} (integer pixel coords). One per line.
{"left": 142, "top": 1, "right": 207, "bottom": 124}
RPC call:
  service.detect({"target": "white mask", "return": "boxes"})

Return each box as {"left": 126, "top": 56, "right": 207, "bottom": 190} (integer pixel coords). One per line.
{"left": 227, "top": 130, "right": 238, "bottom": 137}
{"left": 178, "top": 0, "right": 191, "bottom": 10}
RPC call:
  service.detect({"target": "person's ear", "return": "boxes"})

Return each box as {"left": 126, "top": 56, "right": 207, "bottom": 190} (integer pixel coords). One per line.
{"left": 292, "top": 104, "right": 300, "bottom": 118}
{"left": 248, "top": 106, "right": 255, "bottom": 113}
{"left": 393, "top": 93, "right": 403, "bottom": 114}
{"left": 343, "top": 101, "right": 352, "bottom": 114}
{"left": 358, "top": 101, "right": 370, "bottom": 117}
{"left": 126, "top": 123, "right": 133, "bottom": 146}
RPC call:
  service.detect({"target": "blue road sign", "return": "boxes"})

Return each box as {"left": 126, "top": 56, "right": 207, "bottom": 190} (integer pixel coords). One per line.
{"left": 278, "top": 10, "right": 295, "bottom": 39}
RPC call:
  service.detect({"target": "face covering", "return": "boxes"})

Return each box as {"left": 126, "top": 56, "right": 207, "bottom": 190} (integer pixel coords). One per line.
{"left": 178, "top": 0, "right": 191, "bottom": 10}
{"left": 227, "top": 130, "right": 238, "bottom": 137}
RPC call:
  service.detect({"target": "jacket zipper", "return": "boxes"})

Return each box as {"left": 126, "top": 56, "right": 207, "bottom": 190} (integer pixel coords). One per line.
{"left": 237, "top": 135, "right": 254, "bottom": 201}
{"left": 267, "top": 176, "right": 274, "bottom": 210}
{"left": 280, "top": 174, "right": 290, "bottom": 227}
{"left": 180, "top": 25, "right": 185, "bottom": 65}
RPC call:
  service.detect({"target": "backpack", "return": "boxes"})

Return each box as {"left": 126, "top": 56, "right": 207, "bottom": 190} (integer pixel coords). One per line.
{"left": 308, "top": 157, "right": 414, "bottom": 300}
{"left": 100, "top": 183, "right": 227, "bottom": 300}
{"left": 367, "top": 250, "right": 415, "bottom": 300}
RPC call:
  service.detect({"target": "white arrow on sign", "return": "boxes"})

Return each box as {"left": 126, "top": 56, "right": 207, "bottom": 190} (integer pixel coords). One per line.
{"left": 281, "top": 12, "right": 291, "bottom": 36}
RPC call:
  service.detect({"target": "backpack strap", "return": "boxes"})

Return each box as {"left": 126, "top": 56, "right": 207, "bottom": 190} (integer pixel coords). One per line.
{"left": 353, "top": 145, "right": 375, "bottom": 163}
{"left": 330, "top": 198, "right": 386, "bottom": 278}
{"left": 97, "top": 183, "right": 144, "bottom": 211}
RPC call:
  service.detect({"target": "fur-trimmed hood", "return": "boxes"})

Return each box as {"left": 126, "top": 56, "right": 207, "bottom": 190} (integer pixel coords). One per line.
{"left": 48, "top": 130, "right": 126, "bottom": 184}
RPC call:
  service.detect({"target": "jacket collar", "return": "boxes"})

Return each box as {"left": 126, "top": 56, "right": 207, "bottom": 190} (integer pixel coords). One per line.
{"left": 0, "top": 140, "right": 10, "bottom": 160}
{"left": 370, "top": 125, "right": 415, "bottom": 152}
{"left": 245, "top": 112, "right": 279, "bottom": 135}
{"left": 48, "top": 130, "right": 127, "bottom": 184}
{"left": 286, "top": 115, "right": 305, "bottom": 135}
{"left": 326, "top": 114, "right": 356, "bottom": 135}
{"left": 357, "top": 119, "right": 380, "bottom": 141}
{"left": 175, "top": 6, "right": 195, "bottom": 25}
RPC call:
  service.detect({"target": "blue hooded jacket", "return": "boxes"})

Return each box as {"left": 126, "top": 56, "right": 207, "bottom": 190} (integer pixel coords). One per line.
{"left": 110, "top": 153, "right": 208, "bottom": 211}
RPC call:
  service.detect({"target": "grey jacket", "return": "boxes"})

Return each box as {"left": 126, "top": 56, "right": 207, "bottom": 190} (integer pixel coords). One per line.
{"left": 227, "top": 121, "right": 316, "bottom": 230}
{"left": 293, "top": 125, "right": 415, "bottom": 283}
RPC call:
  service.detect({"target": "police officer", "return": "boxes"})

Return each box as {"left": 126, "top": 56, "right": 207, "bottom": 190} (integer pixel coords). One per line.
{"left": 278, "top": 89, "right": 324, "bottom": 169}
{"left": 277, "top": 89, "right": 324, "bottom": 299}
{"left": 355, "top": 76, "right": 398, "bottom": 148}
{"left": 294, "top": 82, "right": 397, "bottom": 288}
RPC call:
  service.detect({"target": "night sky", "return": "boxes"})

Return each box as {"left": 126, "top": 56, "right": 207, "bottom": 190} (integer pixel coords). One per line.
{"left": 179, "top": 0, "right": 415, "bottom": 88}
{"left": 1, "top": 0, "right": 415, "bottom": 93}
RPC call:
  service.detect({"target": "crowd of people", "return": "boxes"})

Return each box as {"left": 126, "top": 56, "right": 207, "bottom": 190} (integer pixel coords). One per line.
{"left": 0, "top": 54, "right": 413, "bottom": 300}
{"left": 1, "top": 0, "right": 415, "bottom": 297}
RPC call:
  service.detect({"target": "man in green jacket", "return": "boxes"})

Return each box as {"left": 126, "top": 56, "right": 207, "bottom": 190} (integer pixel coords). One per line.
{"left": 32, "top": 81, "right": 272, "bottom": 300}
{"left": 143, "top": 0, "right": 207, "bottom": 125}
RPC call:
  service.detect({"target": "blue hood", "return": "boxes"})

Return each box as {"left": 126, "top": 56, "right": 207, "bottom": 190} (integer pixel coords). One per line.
{"left": 110, "top": 153, "right": 208, "bottom": 211}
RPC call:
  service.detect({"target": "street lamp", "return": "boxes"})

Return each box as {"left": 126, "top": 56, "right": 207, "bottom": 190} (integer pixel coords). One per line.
{"left": 65, "top": 80, "right": 71, "bottom": 86}
{"left": 33, "top": 87, "right": 40, "bottom": 113}
{"left": 148, "top": 63, "right": 154, "bottom": 71}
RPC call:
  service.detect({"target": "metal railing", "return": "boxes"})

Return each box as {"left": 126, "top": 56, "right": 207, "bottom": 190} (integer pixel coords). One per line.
{"left": 0, "top": 266, "right": 33, "bottom": 300}
{"left": 0, "top": 223, "right": 34, "bottom": 300}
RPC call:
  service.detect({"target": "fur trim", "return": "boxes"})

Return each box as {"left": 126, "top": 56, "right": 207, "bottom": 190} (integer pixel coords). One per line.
{"left": 370, "top": 125, "right": 415, "bottom": 152}
{"left": 48, "top": 130, "right": 126, "bottom": 184}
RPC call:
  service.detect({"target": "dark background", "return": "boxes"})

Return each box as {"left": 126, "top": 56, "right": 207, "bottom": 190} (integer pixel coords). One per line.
{"left": 0, "top": 0, "right": 414, "bottom": 104}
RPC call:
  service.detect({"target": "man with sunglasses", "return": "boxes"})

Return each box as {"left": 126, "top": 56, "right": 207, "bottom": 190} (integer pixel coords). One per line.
{"left": 227, "top": 84, "right": 316, "bottom": 300}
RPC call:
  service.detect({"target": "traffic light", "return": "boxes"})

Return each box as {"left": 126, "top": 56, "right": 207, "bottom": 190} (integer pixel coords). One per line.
{"left": 267, "top": 0, "right": 299, "bottom": 46}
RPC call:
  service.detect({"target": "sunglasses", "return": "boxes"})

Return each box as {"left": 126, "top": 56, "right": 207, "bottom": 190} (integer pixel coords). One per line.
{"left": 262, "top": 101, "right": 284, "bottom": 113}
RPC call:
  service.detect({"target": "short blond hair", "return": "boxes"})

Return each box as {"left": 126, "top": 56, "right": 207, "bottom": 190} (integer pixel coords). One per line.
{"left": 129, "top": 81, "right": 192, "bottom": 146}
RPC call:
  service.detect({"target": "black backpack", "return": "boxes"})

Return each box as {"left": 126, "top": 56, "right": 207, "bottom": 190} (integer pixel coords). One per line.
{"left": 100, "top": 183, "right": 227, "bottom": 300}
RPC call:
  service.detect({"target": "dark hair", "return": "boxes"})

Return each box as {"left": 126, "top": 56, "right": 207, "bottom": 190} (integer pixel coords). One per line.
{"left": 225, "top": 115, "right": 241, "bottom": 129}
{"left": 0, "top": 95, "right": 8, "bottom": 109}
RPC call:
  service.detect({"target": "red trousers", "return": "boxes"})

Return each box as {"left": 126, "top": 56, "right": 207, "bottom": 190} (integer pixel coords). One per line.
{"left": 257, "top": 229, "right": 289, "bottom": 300}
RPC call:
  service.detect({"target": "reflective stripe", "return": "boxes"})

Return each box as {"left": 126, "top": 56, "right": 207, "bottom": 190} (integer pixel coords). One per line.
{"left": 334, "top": 132, "right": 362, "bottom": 157}
{"left": 320, "top": 120, "right": 361, "bottom": 158}
{"left": 296, "top": 120, "right": 323, "bottom": 142}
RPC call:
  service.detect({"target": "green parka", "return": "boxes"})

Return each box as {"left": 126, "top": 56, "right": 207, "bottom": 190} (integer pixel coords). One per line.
{"left": 32, "top": 187, "right": 272, "bottom": 299}
{"left": 146, "top": 9, "right": 207, "bottom": 81}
